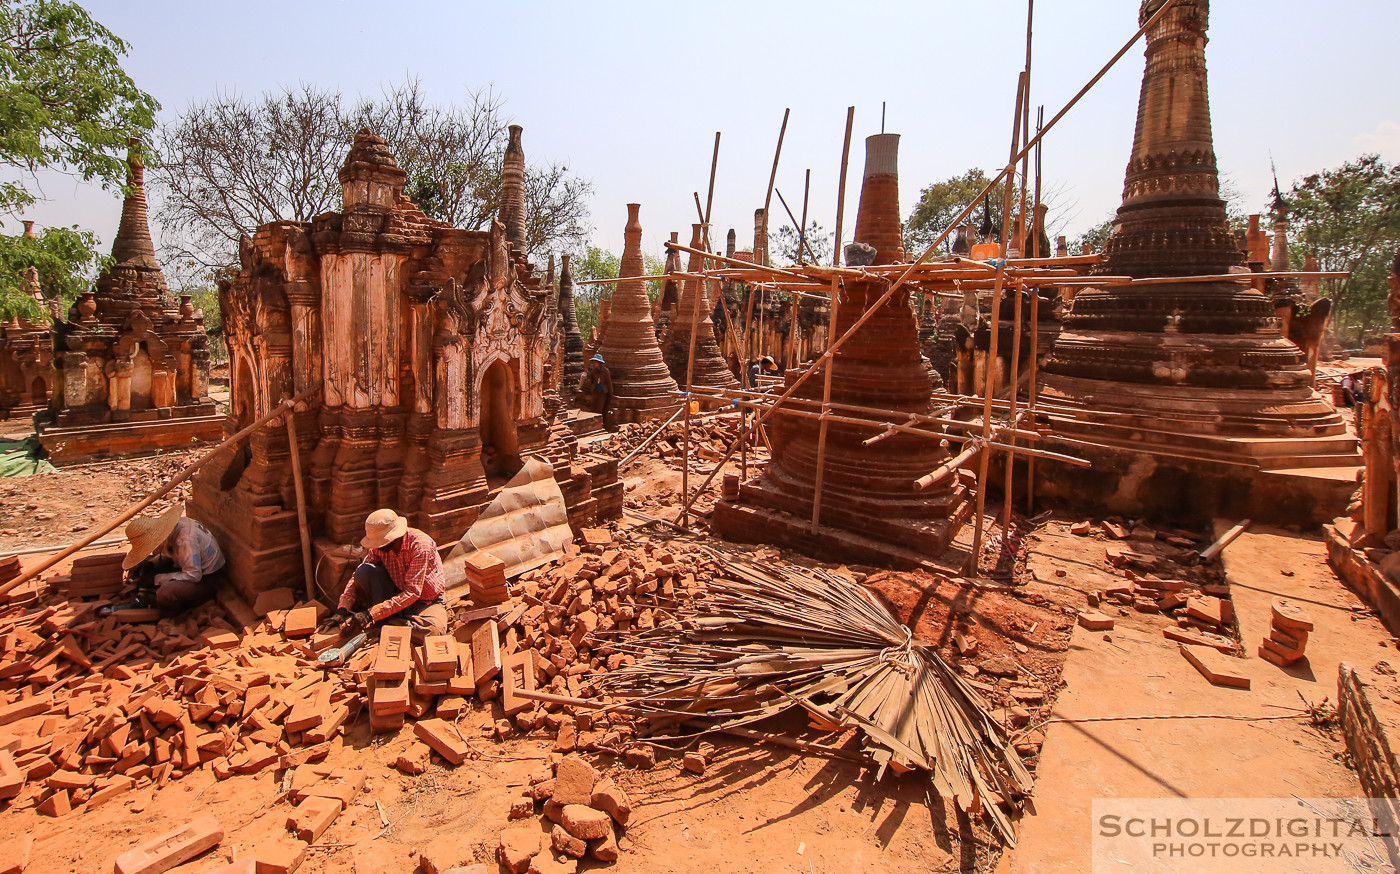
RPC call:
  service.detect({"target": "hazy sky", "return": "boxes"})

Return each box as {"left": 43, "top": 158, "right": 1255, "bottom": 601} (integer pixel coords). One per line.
{"left": 7, "top": 0, "right": 1399, "bottom": 266}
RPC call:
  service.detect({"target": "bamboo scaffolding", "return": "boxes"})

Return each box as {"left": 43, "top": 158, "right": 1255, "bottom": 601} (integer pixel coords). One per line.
{"left": 674, "top": 0, "right": 1182, "bottom": 526}
{"left": 1026, "top": 106, "right": 1045, "bottom": 515}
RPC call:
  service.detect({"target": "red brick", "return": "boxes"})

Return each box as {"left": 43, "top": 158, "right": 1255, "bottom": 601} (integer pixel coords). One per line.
{"left": 470, "top": 620, "right": 501, "bottom": 686}
{"left": 500, "top": 650, "right": 536, "bottom": 717}
{"left": 114, "top": 814, "right": 222, "bottom": 874}
{"left": 252, "top": 588, "right": 296, "bottom": 618}
{"left": 36, "top": 788, "right": 70, "bottom": 817}
{"left": 413, "top": 718, "right": 469, "bottom": 766}
{"left": 1076, "top": 611, "right": 1114, "bottom": 631}
{"left": 282, "top": 607, "right": 317, "bottom": 639}
{"left": 0, "top": 749, "right": 22, "bottom": 799}
{"left": 1270, "top": 598, "right": 1314, "bottom": 633}
{"left": 0, "top": 695, "right": 51, "bottom": 727}
{"left": 374, "top": 625, "right": 410, "bottom": 680}
{"left": 252, "top": 838, "right": 306, "bottom": 874}
{"left": 286, "top": 795, "right": 340, "bottom": 844}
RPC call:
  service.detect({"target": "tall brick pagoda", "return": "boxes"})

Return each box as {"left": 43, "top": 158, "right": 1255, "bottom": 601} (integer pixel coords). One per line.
{"left": 594, "top": 204, "right": 680, "bottom": 422}
{"left": 713, "top": 133, "right": 971, "bottom": 567}
{"left": 1035, "top": 0, "right": 1357, "bottom": 525}
{"left": 557, "top": 253, "right": 586, "bottom": 395}
{"left": 661, "top": 224, "right": 740, "bottom": 394}
{"left": 35, "top": 142, "right": 221, "bottom": 461}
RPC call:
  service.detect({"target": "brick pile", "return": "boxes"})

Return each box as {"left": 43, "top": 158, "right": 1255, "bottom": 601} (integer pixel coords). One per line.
{"left": 1259, "top": 597, "right": 1313, "bottom": 667}
{"left": 1075, "top": 521, "right": 1239, "bottom": 654}
{"left": 498, "top": 754, "right": 632, "bottom": 874}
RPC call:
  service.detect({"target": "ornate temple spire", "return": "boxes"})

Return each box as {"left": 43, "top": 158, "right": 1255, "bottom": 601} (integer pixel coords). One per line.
{"left": 110, "top": 139, "right": 161, "bottom": 271}
{"left": 1099, "top": 0, "right": 1241, "bottom": 278}
{"left": 500, "top": 124, "right": 528, "bottom": 253}
{"left": 339, "top": 130, "right": 407, "bottom": 212}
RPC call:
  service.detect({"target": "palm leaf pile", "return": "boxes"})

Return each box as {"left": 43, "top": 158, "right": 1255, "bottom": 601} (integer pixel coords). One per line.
{"left": 596, "top": 546, "right": 1034, "bottom": 845}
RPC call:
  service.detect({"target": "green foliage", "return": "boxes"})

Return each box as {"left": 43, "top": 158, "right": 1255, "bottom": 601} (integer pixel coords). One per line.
{"left": 771, "top": 220, "right": 831, "bottom": 266}
{"left": 566, "top": 245, "right": 665, "bottom": 340}
{"left": 1073, "top": 216, "right": 1114, "bottom": 255}
{"left": 0, "top": 223, "right": 104, "bottom": 319}
{"left": 904, "top": 168, "right": 1023, "bottom": 256}
{"left": 0, "top": 0, "right": 158, "bottom": 214}
{"left": 1287, "top": 154, "right": 1400, "bottom": 340}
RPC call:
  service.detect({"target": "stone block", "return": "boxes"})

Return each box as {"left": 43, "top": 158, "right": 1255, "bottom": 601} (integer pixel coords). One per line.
{"left": 589, "top": 776, "right": 631, "bottom": 825}
{"left": 414, "top": 718, "right": 469, "bottom": 766}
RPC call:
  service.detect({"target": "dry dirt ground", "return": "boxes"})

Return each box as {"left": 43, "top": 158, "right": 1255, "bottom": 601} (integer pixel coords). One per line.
{"left": 0, "top": 419, "right": 1381, "bottom": 874}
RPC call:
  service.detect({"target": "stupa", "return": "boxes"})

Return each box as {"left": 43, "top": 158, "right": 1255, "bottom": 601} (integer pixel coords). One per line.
{"left": 593, "top": 204, "right": 680, "bottom": 422}
{"left": 712, "top": 133, "right": 971, "bottom": 567}
{"left": 35, "top": 143, "right": 221, "bottom": 461}
{"left": 557, "top": 254, "right": 586, "bottom": 394}
{"left": 661, "top": 224, "right": 740, "bottom": 395}
{"left": 1035, "top": 0, "right": 1357, "bottom": 525}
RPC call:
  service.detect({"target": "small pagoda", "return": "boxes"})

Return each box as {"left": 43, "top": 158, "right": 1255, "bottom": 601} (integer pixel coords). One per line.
{"left": 35, "top": 143, "right": 221, "bottom": 461}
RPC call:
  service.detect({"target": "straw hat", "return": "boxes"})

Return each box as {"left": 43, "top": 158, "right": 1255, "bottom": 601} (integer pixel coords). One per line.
{"left": 361, "top": 508, "right": 409, "bottom": 550}
{"left": 123, "top": 503, "right": 185, "bottom": 569}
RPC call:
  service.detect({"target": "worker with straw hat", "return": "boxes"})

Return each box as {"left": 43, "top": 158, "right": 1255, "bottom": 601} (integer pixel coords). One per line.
{"left": 321, "top": 508, "right": 448, "bottom": 644}
{"left": 122, "top": 503, "right": 227, "bottom": 616}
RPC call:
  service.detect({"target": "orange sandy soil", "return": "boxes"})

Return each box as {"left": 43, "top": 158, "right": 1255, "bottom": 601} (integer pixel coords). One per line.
{"left": 0, "top": 444, "right": 1091, "bottom": 874}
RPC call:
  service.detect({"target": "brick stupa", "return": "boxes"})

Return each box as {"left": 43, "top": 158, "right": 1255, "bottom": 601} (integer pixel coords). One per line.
{"left": 594, "top": 204, "right": 680, "bottom": 422}
{"left": 557, "top": 253, "right": 586, "bottom": 394}
{"left": 713, "top": 133, "right": 971, "bottom": 567}
{"left": 35, "top": 142, "right": 221, "bottom": 461}
{"left": 1035, "top": 0, "right": 1357, "bottom": 525}
{"left": 661, "top": 224, "right": 740, "bottom": 395}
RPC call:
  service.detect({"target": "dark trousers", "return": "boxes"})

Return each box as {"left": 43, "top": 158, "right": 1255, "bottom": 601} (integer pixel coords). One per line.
{"left": 346, "top": 563, "right": 448, "bottom": 645}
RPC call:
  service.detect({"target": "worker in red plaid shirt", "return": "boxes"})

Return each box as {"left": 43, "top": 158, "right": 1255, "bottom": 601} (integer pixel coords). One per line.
{"left": 322, "top": 509, "right": 448, "bottom": 644}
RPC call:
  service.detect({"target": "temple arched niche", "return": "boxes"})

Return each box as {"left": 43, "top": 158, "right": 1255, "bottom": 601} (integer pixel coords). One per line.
{"left": 478, "top": 357, "right": 521, "bottom": 481}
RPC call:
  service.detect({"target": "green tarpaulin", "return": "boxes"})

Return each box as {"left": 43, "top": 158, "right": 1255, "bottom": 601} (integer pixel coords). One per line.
{"left": 0, "top": 435, "right": 55, "bottom": 477}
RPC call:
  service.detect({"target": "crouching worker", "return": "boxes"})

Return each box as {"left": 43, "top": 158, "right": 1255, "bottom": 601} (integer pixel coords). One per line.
{"left": 123, "top": 503, "right": 226, "bottom": 616}
{"left": 322, "top": 508, "right": 448, "bottom": 645}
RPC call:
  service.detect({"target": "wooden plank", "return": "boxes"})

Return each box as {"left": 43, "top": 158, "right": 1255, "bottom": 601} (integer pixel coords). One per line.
{"left": 469, "top": 620, "right": 500, "bottom": 686}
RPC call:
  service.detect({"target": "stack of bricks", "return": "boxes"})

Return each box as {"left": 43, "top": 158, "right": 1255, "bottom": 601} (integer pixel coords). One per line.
{"left": 0, "top": 555, "right": 20, "bottom": 588}
{"left": 65, "top": 553, "right": 126, "bottom": 598}
{"left": 465, "top": 552, "right": 510, "bottom": 607}
{"left": 498, "top": 754, "right": 631, "bottom": 872}
{"left": 1259, "top": 597, "right": 1313, "bottom": 667}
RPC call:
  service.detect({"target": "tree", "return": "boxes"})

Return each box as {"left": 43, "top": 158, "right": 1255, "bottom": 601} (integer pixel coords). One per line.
{"left": 1072, "top": 216, "right": 1114, "bottom": 255}
{"left": 151, "top": 78, "right": 593, "bottom": 271}
{"left": 1287, "top": 154, "right": 1400, "bottom": 339}
{"left": 0, "top": 223, "right": 104, "bottom": 320}
{"left": 0, "top": 0, "right": 158, "bottom": 215}
{"left": 770, "top": 220, "right": 830, "bottom": 266}
{"left": 565, "top": 245, "right": 666, "bottom": 341}
{"left": 904, "top": 169, "right": 1021, "bottom": 256}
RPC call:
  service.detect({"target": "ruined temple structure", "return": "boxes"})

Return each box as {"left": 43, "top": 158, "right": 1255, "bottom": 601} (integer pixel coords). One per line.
{"left": 1035, "top": 0, "right": 1357, "bottom": 526}
{"left": 593, "top": 204, "right": 680, "bottom": 422}
{"left": 652, "top": 232, "right": 682, "bottom": 338}
{"left": 0, "top": 251, "right": 54, "bottom": 419}
{"left": 713, "top": 133, "right": 971, "bottom": 567}
{"left": 188, "top": 130, "right": 620, "bottom": 601}
{"left": 34, "top": 145, "right": 221, "bottom": 461}
{"left": 660, "top": 224, "right": 740, "bottom": 397}
{"left": 1327, "top": 252, "right": 1400, "bottom": 632}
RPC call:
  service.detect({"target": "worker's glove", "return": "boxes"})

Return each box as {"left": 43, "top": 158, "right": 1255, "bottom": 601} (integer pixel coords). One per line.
{"left": 344, "top": 610, "right": 374, "bottom": 634}
{"left": 317, "top": 608, "right": 349, "bottom": 634}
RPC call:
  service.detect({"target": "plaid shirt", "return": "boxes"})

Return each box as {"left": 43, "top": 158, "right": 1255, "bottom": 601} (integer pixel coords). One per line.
{"left": 153, "top": 518, "right": 226, "bottom": 586}
{"left": 340, "top": 527, "right": 445, "bottom": 621}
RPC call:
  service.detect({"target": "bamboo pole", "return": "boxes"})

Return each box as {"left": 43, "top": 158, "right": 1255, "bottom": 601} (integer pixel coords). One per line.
{"left": 832, "top": 107, "right": 855, "bottom": 269}
{"left": 970, "top": 70, "right": 1027, "bottom": 577}
{"left": 1026, "top": 106, "right": 1045, "bottom": 515}
{"left": 810, "top": 278, "right": 840, "bottom": 534}
{"left": 676, "top": 2, "right": 1180, "bottom": 524}
{"left": 1001, "top": 278, "right": 1025, "bottom": 541}
{"left": 2, "top": 383, "right": 323, "bottom": 595}
{"left": 285, "top": 408, "right": 315, "bottom": 602}
{"left": 680, "top": 132, "right": 722, "bottom": 529}
{"left": 774, "top": 187, "right": 822, "bottom": 267}
{"left": 761, "top": 108, "right": 789, "bottom": 269}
